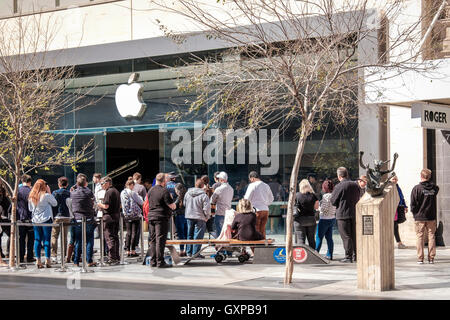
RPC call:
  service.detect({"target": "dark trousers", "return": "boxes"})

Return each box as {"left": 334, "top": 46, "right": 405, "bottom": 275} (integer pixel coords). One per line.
{"left": 104, "top": 221, "right": 120, "bottom": 261}
{"left": 125, "top": 220, "right": 140, "bottom": 251}
{"left": 149, "top": 219, "right": 169, "bottom": 266}
{"left": 394, "top": 221, "right": 401, "bottom": 243}
{"left": 19, "top": 225, "right": 34, "bottom": 261}
{"left": 294, "top": 221, "right": 316, "bottom": 249}
{"left": 134, "top": 220, "right": 141, "bottom": 249}
{"left": 337, "top": 218, "right": 356, "bottom": 260}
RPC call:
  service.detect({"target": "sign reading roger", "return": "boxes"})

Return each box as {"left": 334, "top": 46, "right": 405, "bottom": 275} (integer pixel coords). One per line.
{"left": 412, "top": 103, "right": 450, "bottom": 130}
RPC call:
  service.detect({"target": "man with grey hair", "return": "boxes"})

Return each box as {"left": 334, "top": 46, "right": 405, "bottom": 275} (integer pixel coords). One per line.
{"left": 330, "top": 167, "right": 360, "bottom": 263}
{"left": 210, "top": 172, "right": 234, "bottom": 237}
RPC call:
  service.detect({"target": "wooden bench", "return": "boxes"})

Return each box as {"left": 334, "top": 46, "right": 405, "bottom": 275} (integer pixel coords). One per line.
{"left": 165, "top": 239, "right": 275, "bottom": 265}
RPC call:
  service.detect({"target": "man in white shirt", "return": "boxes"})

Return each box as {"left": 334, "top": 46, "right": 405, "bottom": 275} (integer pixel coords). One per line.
{"left": 210, "top": 172, "right": 234, "bottom": 238}
{"left": 244, "top": 171, "right": 274, "bottom": 238}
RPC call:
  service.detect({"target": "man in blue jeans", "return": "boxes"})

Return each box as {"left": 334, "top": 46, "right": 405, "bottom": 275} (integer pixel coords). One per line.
{"left": 210, "top": 172, "right": 234, "bottom": 238}
{"left": 184, "top": 179, "right": 211, "bottom": 258}
{"left": 70, "top": 174, "right": 97, "bottom": 267}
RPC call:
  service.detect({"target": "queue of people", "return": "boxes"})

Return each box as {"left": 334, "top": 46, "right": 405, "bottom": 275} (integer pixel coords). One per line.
{"left": 0, "top": 165, "right": 441, "bottom": 267}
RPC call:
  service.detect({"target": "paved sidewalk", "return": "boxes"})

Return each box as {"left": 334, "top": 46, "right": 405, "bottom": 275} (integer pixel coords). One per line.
{"left": 1, "top": 234, "right": 450, "bottom": 300}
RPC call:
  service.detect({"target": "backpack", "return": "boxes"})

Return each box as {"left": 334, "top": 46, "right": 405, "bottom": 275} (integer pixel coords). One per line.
{"left": 143, "top": 194, "right": 149, "bottom": 223}
{"left": 122, "top": 190, "right": 142, "bottom": 220}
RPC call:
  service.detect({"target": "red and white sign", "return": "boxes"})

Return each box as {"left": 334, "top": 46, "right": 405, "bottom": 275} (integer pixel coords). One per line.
{"left": 293, "top": 248, "right": 308, "bottom": 263}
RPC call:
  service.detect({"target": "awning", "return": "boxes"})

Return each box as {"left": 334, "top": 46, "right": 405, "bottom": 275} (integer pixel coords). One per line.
{"left": 47, "top": 121, "right": 203, "bottom": 135}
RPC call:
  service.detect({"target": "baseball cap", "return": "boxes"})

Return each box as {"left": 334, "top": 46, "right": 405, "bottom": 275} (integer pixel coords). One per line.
{"left": 217, "top": 171, "right": 228, "bottom": 181}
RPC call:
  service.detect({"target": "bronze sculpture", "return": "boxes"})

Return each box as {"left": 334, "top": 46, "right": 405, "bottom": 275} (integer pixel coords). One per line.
{"left": 359, "top": 151, "right": 398, "bottom": 197}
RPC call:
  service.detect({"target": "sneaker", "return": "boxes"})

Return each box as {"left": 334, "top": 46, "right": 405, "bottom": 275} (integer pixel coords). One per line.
{"left": 51, "top": 257, "right": 58, "bottom": 263}
{"left": 157, "top": 263, "right": 173, "bottom": 268}
{"left": 340, "top": 258, "right": 352, "bottom": 263}
{"left": 106, "top": 259, "right": 120, "bottom": 266}
{"left": 417, "top": 260, "right": 424, "bottom": 264}
{"left": 429, "top": 259, "right": 434, "bottom": 264}
{"left": 397, "top": 243, "right": 407, "bottom": 249}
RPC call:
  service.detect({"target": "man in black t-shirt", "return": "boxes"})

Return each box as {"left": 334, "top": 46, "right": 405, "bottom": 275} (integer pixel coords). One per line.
{"left": 147, "top": 173, "right": 176, "bottom": 268}
{"left": 97, "top": 176, "right": 121, "bottom": 264}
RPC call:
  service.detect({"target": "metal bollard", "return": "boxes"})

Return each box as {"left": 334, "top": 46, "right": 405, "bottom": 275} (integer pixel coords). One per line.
{"left": 97, "top": 218, "right": 106, "bottom": 267}
{"left": 80, "top": 217, "right": 93, "bottom": 273}
{"left": 12, "top": 222, "right": 26, "bottom": 271}
{"left": 138, "top": 215, "right": 145, "bottom": 262}
{"left": 55, "top": 221, "right": 68, "bottom": 272}
{"left": 119, "top": 215, "right": 127, "bottom": 265}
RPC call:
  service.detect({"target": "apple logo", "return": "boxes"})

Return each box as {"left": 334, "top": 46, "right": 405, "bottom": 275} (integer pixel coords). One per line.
{"left": 115, "top": 72, "right": 147, "bottom": 118}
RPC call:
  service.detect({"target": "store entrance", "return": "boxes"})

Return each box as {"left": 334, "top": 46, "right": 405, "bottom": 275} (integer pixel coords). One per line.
{"left": 106, "top": 131, "right": 159, "bottom": 192}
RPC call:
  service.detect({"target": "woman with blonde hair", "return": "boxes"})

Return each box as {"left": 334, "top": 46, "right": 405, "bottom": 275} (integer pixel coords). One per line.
{"left": 28, "top": 179, "right": 57, "bottom": 268}
{"left": 231, "top": 199, "right": 263, "bottom": 241}
{"left": 294, "top": 179, "right": 319, "bottom": 249}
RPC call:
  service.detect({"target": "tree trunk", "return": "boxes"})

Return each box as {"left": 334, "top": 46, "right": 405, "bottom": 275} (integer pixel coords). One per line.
{"left": 8, "top": 175, "right": 19, "bottom": 268}
{"left": 284, "top": 131, "right": 308, "bottom": 284}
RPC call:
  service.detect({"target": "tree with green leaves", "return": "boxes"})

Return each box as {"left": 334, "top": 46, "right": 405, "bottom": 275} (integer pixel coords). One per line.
{"left": 0, "top": 14, "right": 95, "bottom": 268}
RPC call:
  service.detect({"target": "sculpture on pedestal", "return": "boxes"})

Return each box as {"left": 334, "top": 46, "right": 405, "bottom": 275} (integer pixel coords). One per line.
{"left": 359, "top": 151, "right": 398, "bottom": 197}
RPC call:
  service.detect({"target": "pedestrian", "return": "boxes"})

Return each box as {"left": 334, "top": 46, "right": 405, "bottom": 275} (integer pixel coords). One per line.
{"left": 231, "top": 199, "right": 263, "bottom": 241}
{"left": 210, "top": 172, "right": 234, "bottom": 238}
{"left": 244, "top": 171, "right": 274, "bottom": 239}
{"left": 166, "top": 172, "right": 178, "bottom": 239}
{"left": 411, "top": 169, "right": 439, "bottom": 264}
{"left": 330, "top": 167, "right": 361, "bottom": 263}
{"left": 307, "top": 173, "right": 322, "bottom": 200}
{"left": 97, "top": 176, "right": 121, "bottom": 265}
{"left": 390, "top": 175, "right": 408, "bottom": 249}
{"left": 143, "top": 178, "right": 152, "bottom": 191}
{"left": 17, "top": 175, "right": 35, "bottom": 263}
{"left": 132, "top": 172, "right": 146, "bottom": 253}
{"left": 28, "top": 179, "right": 57, "bottom": 268}
{"left": 70, "top": 174, "right": 97, "bottom": 267}
{"left": 120, "top": 177, "right": 144, "bottom": 257}
{"left": 293, "top": 179, "right": 319, "bottom": 249}
{"left": 92, "top": 173, "right": 102, "bottom": 239}
{"left": 50, "top": 176, "right": 71, "bottom": 263}
{"left": 0, "top": 183, "right": 11, "bottom": 261}
{"left": 211, "top": 172, "right": 221, "bottom": 190}
{"left": 315, "top": 180, "right": 336, "bottom": 260}
{"left": 357, "top": 175, "right": 368, "bottom": 198}
{"left": 147, "top": 173, "right": 176, "bottom": 268}
{"left": 184, "top": 178, "right": 211, "bottom": 258}
{"left": 201, "top": 175, "right": 215, "bottom": 236}
{"left": 174, "top": 183, "right": 187, "bottom": 256}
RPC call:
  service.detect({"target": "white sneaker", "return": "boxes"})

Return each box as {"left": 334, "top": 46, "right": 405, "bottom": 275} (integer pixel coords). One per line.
{"left": 51, "top": 257, "right": 57, "bottom": 263}
{"left": 397, "top": 243, "right": 407, "bottom": 249}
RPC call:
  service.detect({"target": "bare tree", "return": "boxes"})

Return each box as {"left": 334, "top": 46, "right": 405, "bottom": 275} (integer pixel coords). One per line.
{"left": 153, "top": 0, "right": 436, "bottom": 283}
{"left": 0, "top": 14, "right": 95, "bottom": 268}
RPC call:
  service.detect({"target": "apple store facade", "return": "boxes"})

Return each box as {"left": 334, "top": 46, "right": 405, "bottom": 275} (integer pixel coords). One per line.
{"left": 38, "top": 36, "right": 359, "bottom": 236}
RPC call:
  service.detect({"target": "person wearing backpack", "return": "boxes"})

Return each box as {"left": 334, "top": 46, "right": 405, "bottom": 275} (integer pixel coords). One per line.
{"left": 121, "top": 177, "right": 144, "bottom": 257}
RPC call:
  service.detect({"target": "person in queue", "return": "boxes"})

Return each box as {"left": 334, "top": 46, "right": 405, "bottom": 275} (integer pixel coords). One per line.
{"left": 121, "top": 177, "right": 144, "bottom": 257}
{"left": 71, "top": 173, "right": 97, "bottom": 267}
{"left": 97, "top": 176, "right": 121, "bottom": 265}
{"left": 50, "top": 176, "right": 71, "bottom": 263}
{"left": 293, "top": 179, "right": 319, "bottom": 249}
{"left": 315, "top": 179, "right": 336, "bottom": 260}
{"left": 28, "top": 179, "right": 57, "bottom": 268}
{"left": 184, "top": 178, "right": 211, "bottom": 258}
{"left": 147, "top": 173, "right": 176, "bottom": 268}
{"left": 174, "top": 183, "right": 188, "bottom": 256}
{"left": 16, "top": 174, "right": 35, "bottom": 263}
{"left": 210, "top": 172, "right": 234, "bottom": 238}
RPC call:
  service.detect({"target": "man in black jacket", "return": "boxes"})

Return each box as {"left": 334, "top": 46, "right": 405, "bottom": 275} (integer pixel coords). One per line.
{"left": 411, "top": 169, "right": 439, "bottom": 264}
{"left": 330, "top": 167, "right": 361, "bottom": 263}
{"left": 17, "top": 174, "right": 35, "bottom": 263}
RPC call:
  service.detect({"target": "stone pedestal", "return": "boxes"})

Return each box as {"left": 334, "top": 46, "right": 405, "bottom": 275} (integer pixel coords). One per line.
{"left": 356, "top": 184, "right": 399, "bottom": 291}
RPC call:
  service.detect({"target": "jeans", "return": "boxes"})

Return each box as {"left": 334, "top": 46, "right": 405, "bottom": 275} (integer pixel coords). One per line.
{"left": 73, "top": 222, "right": 96, "bottom": 264}
{"left": 214, "top": 215, "right": 225, "bottom": 238}
{"left": 175, "top": 214, "right": 187, "bottom": 251}
{"left": 19, "top": 225, "right": 34, "bottom": 261}
{"left": 33, "top": 219, "right": 53, "bottom": 259}
{"left": 294, "top": 221, "right": 316, "bottom": 249}
{"left": 315, "top": 218, "right": 335, "bottom": 259}
{"left": 125, "top": 219, "right": 140, "bottom": 251}
{"left": 186, "top": 219, "right": 206, "bottom": 256}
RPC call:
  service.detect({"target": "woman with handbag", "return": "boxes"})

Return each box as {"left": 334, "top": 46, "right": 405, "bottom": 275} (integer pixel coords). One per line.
{"left": 391, "top": 176, "right": 408, "bottom": 249}
{"left": 120, "top": 177, "right": 144, "bottom": 257}
{"left": 293, "top": 179, "right": 319, "bottom": 249}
